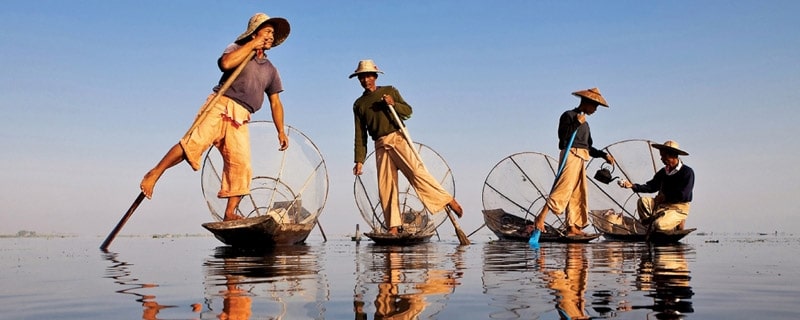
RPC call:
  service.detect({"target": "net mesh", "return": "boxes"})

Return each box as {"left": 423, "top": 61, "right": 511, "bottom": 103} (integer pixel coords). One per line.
{"left": 200, "top": 121, "right": 328, "bottom": 224}
{"left": 353, "top": 142, "right": 453, "bottom": 234}
{"left": 586, "top": 139, "right": 659, "bottom": 232}
{"left": 481, "top": 152, "right": 564, "bottom": 229}
{"left": 481, "top": 139, "right": 663, "bottom": 235}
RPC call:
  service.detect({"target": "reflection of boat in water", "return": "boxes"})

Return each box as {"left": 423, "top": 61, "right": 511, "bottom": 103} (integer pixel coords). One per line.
{"left": 481, "top": 241, "right": 594, "bottom": 319}
{"left": 620, "top": 244, "right": 694, "bottom": 318}
{"left": 481, "top": 152, "right": 600, "bottom": 243}
{"left": 590, "top": 209, "right": 696, "bottom": 243}
{"left": 200, "top": 121, "right": 328, "bottom": 248}
{"left": 482, "top": 208, "right": 600, "bottom": 243}
{"left": 480, "top": 241, "right": 544, "bottom": 319}
{"left": 202, "top": 245, "right": 328, "bottom": 319}
{"left": 354, "top": 142, "right": 455, "bottom": 245}
{"left": 586, "top": 139, "right": 696, "bottom": 243}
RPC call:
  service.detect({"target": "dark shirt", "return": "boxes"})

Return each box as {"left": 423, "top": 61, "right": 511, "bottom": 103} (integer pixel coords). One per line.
{"left": 558, "top": 108, "right": 607, "bottom": 159}
{"left": 353, "top": 86, "right": 412, "bottom": 163}
{"left": 632, "top": 164, "right": 695, "bottom": 203}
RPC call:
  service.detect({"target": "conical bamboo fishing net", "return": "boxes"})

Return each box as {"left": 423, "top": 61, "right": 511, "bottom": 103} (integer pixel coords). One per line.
{"left": 201, "top": 120, "right": 329, "bottom": 224}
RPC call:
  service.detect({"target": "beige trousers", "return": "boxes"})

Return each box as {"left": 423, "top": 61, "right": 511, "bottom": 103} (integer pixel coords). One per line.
{"left": 375, "top": 131, "right": 453, "bottom": 228}
{"left": 545, "top": 148, "right": 590, "bottom": 228}
{"left": 637, "top": 195, "right": 690, "bottom": 231}
{"left": 180, "top": 94, "right": 252, "bottom": 198}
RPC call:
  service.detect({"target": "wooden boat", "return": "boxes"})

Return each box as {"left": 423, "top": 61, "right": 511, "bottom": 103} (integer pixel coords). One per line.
{"left": 354, "top": 142, "right": 455, "bottom": 246}
{"left": 202, "top": 215, "right": 316, "bottom": 248}
{"left": 202, "top": 200, "right": 317, "bottom": 248}
{"left": 363, "top": 230, "right": 436, "bottom": 245}
{"left": 589, "top": 209, "right": 696, "bottom": 244}
{"left": 482, "top": 209, "right": 600, "bottom": 243}
{"left": 199, "top": 121, "right": 328, "bottom": 248}
{"left": 362, "top": 208, "right": 439, "bottom": 245}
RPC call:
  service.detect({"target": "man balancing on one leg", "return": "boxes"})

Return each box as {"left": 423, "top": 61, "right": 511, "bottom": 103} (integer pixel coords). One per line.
{"left": 140, "top": 13, "right": 291, "bottom": 221}
{"left": 350, "top": 59, "right": 464, "bottom": 236}
{"left": 533, "top": 88, "right": 615, "bottom": 237}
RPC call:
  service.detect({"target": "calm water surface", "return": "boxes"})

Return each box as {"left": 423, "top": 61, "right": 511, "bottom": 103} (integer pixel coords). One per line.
{"left": 2, "top": 233, "right": 798, "bottom": 319}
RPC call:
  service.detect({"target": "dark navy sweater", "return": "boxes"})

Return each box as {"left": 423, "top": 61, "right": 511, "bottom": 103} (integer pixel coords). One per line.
{"left": 632, "top": 164, "right": 695, "bottom": 203}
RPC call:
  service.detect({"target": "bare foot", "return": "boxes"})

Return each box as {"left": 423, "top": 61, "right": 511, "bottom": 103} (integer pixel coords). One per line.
{"left": 566, "top": 226, "right": 588, "bottom": 237}
{"left": 447, "top": 199, "right": 463, "bottom": 218}
{"left": 223, "top": 214, "right": 243, "bottom": 222}
{"left": 140, "top": 169, "right": 161, "bottom": 199}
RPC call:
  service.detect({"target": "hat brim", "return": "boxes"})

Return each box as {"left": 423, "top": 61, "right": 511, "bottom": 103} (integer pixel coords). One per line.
{"left": 235, "top": 17, "right": 291, "bottom": 48}
{"left": 348, "top": 70, "right": 383, "bottom": 79}
{"left": 651, "top": 143, "right": 689, "bottom": 156}
{"left": 264, "top": 17, "right": 290, "bottom": 48}
{"left": 572, "top": 92, "right": 609, "bottom": 107}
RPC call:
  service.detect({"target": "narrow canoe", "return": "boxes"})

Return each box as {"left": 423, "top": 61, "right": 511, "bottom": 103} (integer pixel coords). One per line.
{"left": 482, "top": 208, "right": 600, "bottom": 243}
{"left": 202, "top": 215, "right": 315, "bottom": 248}
{"left": 589, "top": 209, "right": 696, "bottom": 244}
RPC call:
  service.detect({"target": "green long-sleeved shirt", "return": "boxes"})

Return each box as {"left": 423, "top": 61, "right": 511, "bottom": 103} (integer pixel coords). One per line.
{"left": 353, "top": 86, "right": 412, "bottom": 163}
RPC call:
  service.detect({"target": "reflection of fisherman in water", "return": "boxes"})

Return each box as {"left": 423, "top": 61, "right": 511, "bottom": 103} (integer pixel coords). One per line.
{"left": 218, "top": 274, "right": 253, "bottom": 320}
{"left": 139, "top": 285, "right": 171, "bottom": 320}
{"left": 355, "top": 246, "right": 462, "bottom": 320}
{"left": 539, "top": 244, "right": 589, "bottom": 320}
{"left": 203, "top": 245, "right": 325, "bottom": 319}
{"left": 621, "top": 245, "right": 694, "bottom": 319}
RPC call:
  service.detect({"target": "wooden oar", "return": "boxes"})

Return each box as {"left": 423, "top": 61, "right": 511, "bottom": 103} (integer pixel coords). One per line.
{"left": 100, "top": 192, "right": 145, "bottom": 251}
{"left": 100, "top": 50, "right": 257, "bottom": 251}
{"left": 385, "top": 104, "right": 470, "bottom": 245}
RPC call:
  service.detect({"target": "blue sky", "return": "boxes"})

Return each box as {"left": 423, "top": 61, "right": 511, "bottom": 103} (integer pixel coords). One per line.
{"left": 1, "top": 1, "right": 798, "bottom": 237}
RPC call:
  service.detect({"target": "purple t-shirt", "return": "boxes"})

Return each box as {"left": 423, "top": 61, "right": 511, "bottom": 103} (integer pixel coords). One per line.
{"left": 214, "top": 44, "right": 283, "bottom": 113}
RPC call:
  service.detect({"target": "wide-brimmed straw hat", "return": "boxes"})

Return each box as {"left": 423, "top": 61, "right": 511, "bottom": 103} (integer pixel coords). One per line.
{"left": 572, "top": 87, "right": 609, "bottom": 107}
{"left": 651, "top": 140, "right": 689, "bottom": 156}
{"left": 235, "top": 13, "right": 290, "bottom": 48}
{"left": 349, "top": 59, "right": 384, "bottom": 79}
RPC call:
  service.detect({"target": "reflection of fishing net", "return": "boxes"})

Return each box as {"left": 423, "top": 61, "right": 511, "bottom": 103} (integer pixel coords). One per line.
{"left": 201, "top": 121, "right": 328, "bottom": 224}
{"left": 353, "top": 142, "right": 452, "bottom": 234}
{"left": 481, "top": 152, "right": 566, "bottom": 229}
{"left": 586, "top": 139, "right": 658, "bottom": 232}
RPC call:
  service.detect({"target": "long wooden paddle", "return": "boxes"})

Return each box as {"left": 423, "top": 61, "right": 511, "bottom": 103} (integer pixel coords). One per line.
{"left": 385, "top": 103, "right": 470, "bottom": 245}
{"left": 100, "top": 51, "right": 257, "bottom": 251}
{"left": 100, "top": 192, "right": 146, "bottom": 251}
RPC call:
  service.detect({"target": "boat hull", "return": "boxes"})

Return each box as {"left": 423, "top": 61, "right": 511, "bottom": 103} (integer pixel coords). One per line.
{"left": 482, "top": 209, "right": 600, "bottom": 243}
{"left": 364, "top": 231, "right": 435, "bottom": 245}
{"left": 589, "top": 210, "right": 696, "bottom": 244}
{"left": 202, "top": 215, "right": 315, "bottom": 248}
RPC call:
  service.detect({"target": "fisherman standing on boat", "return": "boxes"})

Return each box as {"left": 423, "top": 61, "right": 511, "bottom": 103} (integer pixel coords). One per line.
{"left": 350, "top": 59, "right": 464, "bottom": 236}
{"left": 533, "top": 88, "right": 615, "bottom": 236}
{"left": 139, "top": 13, "right": 291, "bottom": 221}
{"left": 619, "top": 140, "right": 694, "bottom": 231}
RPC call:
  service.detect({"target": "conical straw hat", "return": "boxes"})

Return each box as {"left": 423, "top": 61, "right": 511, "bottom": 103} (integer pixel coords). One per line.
{"left": 572, "top": 87, "right": 609, "bottom": 107}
